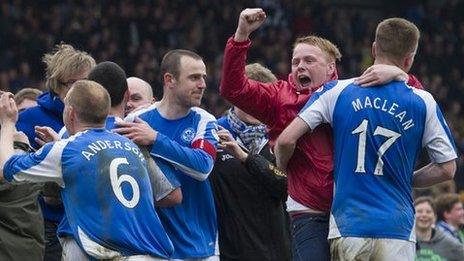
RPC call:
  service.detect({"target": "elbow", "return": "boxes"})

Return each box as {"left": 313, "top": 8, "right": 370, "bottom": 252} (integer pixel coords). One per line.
{"left": 194, "top": 170, "right": 211, "bottom": 181}
{"left": 192, "top": 156, "right": 214, "bottom": 181}
{"left": 180, "top": 158, "right": 213, "bottom": 181}
{"left": 185, "top": 165, "right": 212, "bottom": 182}
{"left": 443, "top": 160, "right": 457, "bottom": 180}
{"left": 435, "top": 159, "right": 457, "bottom": 182}
{"left": 276, "top": 135, "right": 295, "bottom": 150}
{"left": 171, "top": 188, "right": 183, "bottom": 204}
{"left": 156, "top": 188, "right": 183, "bottom": 207}
{"left": 219, "top": 82, "right": 232, "bottom": 99}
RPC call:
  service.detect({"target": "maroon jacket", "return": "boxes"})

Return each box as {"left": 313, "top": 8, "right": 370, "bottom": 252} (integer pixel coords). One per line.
{"left": 220, "top": 37, "right": 335, "bottom": 211}
{"left": 220, "top": 37, "right": 423, "bottom": 212}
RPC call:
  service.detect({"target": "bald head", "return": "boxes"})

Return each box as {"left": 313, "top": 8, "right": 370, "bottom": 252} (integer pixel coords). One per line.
{"left": 64, "top": 80, "right": 110, "bottom": 126}
{"left": 125, "top": 77, "right": 154, "bottom": 115}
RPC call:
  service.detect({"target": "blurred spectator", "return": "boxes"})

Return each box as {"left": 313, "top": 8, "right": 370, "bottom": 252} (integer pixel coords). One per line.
{"left": 415, "top": 196, "right": 464, "bottom": 261}
{"left": 13, "top": 87, "right": 42, "bottom": 112}
{"left": 435, "top": 193, "right": 464, "bottom": 244}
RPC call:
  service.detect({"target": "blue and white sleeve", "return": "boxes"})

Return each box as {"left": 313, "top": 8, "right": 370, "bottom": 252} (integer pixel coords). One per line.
{"left": 298, "top": 79, "right": 352, "bottom": 131}
{"left": 58, "top": 126, "right": 69, "bottom": 139}
{"left": 150, "top": 118, "right": 218, "bottom": 182}
{"left": 143, "top": 149, "right": 181, "bottom": 201}
{"left": 418, "top": 91, "right": 458, "bottom": 163}
{"left": 3, "top": 140, "right": 67, "bottom": 186}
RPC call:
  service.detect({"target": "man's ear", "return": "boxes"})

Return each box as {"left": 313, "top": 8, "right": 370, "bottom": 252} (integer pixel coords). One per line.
{"left": 403, "top": 52, "right": 415, "bottom": 71}
{"left": 163, "top": 73, "right": 175, "bottom": 87}
{"left": 443, "top": 210, "right": 451, "bottom": 221}
{"left": 372, "top": 42, "right": 377, "bottom": 59}
{"left": 327, "top": 61, "right": 336, "bottom": 76}
{"left": 68, "top": 106, "right": 76, "bottom": 122}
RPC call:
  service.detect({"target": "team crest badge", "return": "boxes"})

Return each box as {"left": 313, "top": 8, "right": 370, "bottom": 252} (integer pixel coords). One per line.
{"left": 181, "top": 128, "right": 195, "bottom": 142}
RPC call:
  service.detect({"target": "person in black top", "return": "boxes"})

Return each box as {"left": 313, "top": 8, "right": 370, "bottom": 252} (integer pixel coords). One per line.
{"left": 210, "top": 63, "right": 291, "bottom": 261}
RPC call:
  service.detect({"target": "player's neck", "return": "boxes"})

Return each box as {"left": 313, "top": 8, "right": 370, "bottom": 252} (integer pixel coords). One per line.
{"left": 373, "top": 59, "right": 405, "bottom": 71}
{"left": 157, "top": 98, "right": 190, "bottom": 120}
{"left": 109, "top": 105, "right": 125, "bottom": 119}
{"left": 72, "top": 123, "right": 106, "bottom": 134}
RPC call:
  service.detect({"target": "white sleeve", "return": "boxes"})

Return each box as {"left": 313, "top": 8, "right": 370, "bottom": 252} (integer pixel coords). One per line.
{"left": 299, "top": 79, "right": 353, "bottom": 130}
{"left": 419, "top": 91, "right": 457, "bottom": 163}
{"left": 4, "top": 140, "right": 68, "bottom": 186}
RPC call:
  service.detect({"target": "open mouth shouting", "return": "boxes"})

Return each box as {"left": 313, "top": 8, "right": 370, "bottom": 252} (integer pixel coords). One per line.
{"left": 298, "top": 75, "right": 312, "bottom": 88}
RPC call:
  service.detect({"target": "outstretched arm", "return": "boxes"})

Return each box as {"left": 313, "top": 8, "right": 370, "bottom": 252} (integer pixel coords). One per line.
{"left": 275, "top": 117, "right": 311, "bottom": 171}
{"left": 0, "top": 93, "right": 18, "bottom": 180}
{"left": 354, "top": 64, "right": 408, "bottom": 87}
{"left": 115, "top": 117, "right": 217, "bottom": 181}
{"left": 0, "top": 93, "right": 64, "bottom": 185}
{"left": 355, "top": 64, "right": 424, "bottom": 89}
{"left": 220, "top": 8, "right": 280, "bottom": 126}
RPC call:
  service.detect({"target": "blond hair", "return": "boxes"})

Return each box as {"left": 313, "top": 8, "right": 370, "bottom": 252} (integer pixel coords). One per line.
{"left": 245, "top": 63, "right": 277, "bottom": 83}
{"left": 375, "top": 18, "right": 420, "bottom": 62}
{"left": 294, "top": 36, "right": 342, "bottom": 63}
{"left": 14, "top": 88, "right": 42, "bottom": 105}
{"left": 43, "top": 43, "right": 96, "bottom": 93}
{"left": 65, "top": 80, "right": 110, "bottom": 125}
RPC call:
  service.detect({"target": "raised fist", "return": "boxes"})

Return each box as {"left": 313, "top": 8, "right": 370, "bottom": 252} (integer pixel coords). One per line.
{"left": 234, "top": 8, "right": 266, "bottom": 42}
{"left": 0, "top": 92, "right": 18, "bottom": 126}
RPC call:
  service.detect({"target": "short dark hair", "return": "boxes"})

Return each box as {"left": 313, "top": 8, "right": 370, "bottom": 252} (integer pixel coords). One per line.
{"left": 435, "top": 193, "right": 460, "bottom": 222}
{"left": 160, "top": 49, "right": 202, "bottom": 80}
{"left": 375, "top": 18, "right": 420, "bottom": 62}
{"left": 87, "top": 61, "right": 127, "bottom": 107}
{"left": 65, "top": 80, "right": 110, "bottom": 125}
{"left": 414, "top": 196, "right": 436, "bottom": 212}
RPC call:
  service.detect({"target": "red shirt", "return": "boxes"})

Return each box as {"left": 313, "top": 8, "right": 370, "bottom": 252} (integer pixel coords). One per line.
{"left": 220, "top": 37, "right": 335, "bottom": 211}
{"left": 220, "top": 37, "right": 423, "bottom": 212}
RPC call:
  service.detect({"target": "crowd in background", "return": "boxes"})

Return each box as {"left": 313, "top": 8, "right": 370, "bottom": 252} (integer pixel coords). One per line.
{"left": 1, "top": 1, "right": 464, "bottom": 260}
{"left": 1, "top": 0, "right": 463, "bottom": 184}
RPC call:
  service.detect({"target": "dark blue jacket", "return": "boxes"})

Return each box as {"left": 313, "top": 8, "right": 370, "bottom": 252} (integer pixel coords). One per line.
{"left": 17, "top": 91, "right": 64, "bottom": 149}
{"left": 16, "top": 91, "right": 65, "bottom": 223}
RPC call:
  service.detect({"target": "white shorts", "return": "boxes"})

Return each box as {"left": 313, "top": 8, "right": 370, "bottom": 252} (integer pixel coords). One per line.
{"left": 61, "top": 237, "right": 168, "bottom": 261}
{"left": 330, "top": 237, "right": 415, "bottom": 261}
